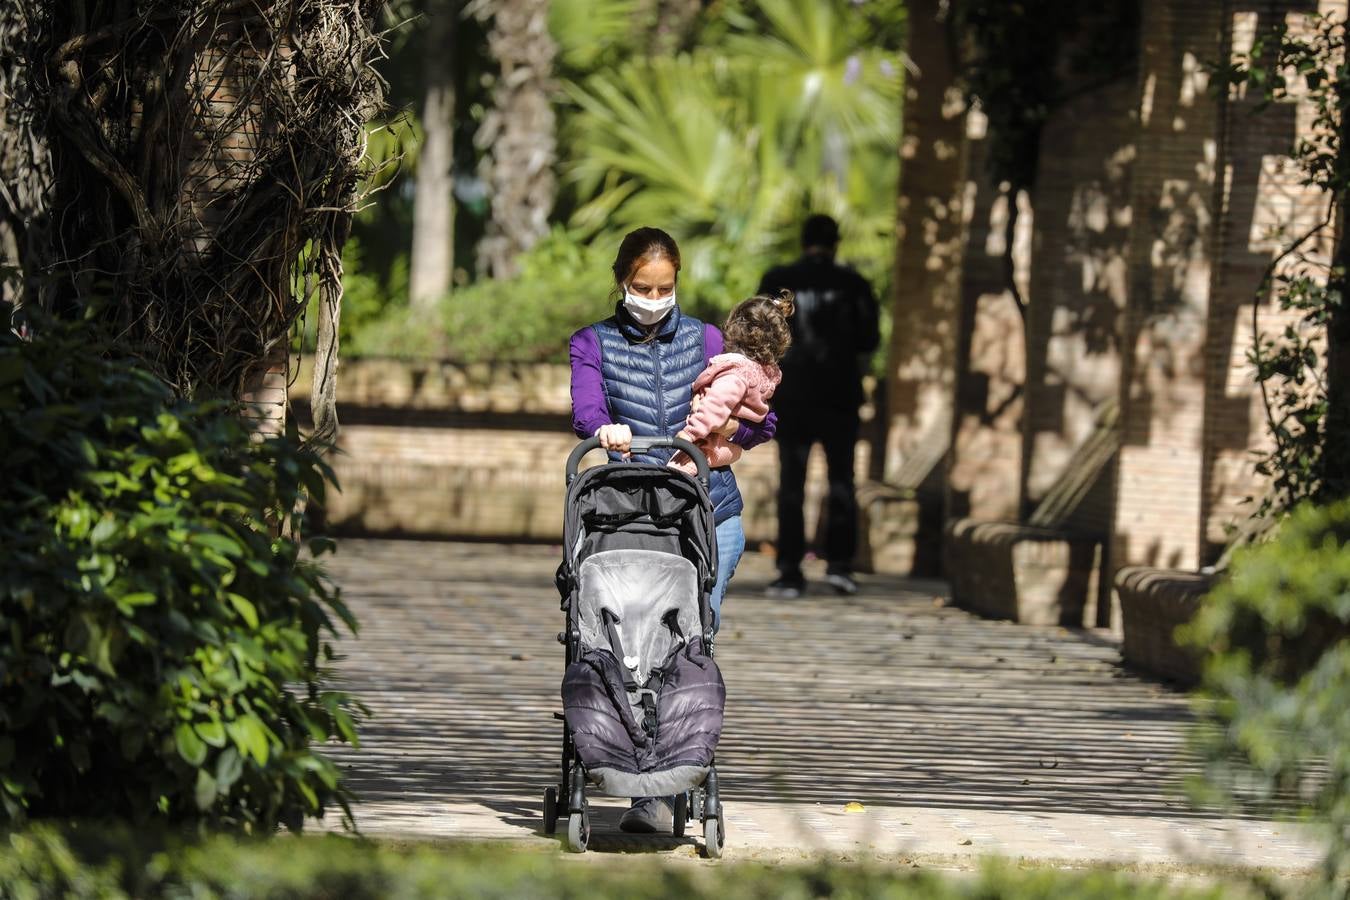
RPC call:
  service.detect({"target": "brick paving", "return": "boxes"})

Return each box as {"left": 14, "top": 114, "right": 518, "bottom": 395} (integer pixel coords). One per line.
{"left": 321, "top": 539, "right": 1322, "bottom": 872}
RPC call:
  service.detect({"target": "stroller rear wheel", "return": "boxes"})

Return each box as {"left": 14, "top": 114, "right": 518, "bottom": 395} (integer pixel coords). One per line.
{"left": 543, "top": 787, "right": 559, "bottom": 835}
{"left": 566, "top": 807, "right": 590, "bottom": 853}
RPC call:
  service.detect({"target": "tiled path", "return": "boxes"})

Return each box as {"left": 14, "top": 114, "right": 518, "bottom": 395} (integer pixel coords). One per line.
{"left": 322, "top": 540, "right": 1322, "bottom": 871}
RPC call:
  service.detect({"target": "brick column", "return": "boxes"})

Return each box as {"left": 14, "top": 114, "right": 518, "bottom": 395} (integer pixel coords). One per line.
{"left": 879, "top": 0, "right": 970, "bottom": 571}
{"left": 945, "top": 118, "right": 1032, "bottom": 523}
{"left": 884, "top": 0, "right": 968, "bottom": 489}
{"left": 1019, "top": 77, "right": 1136, "bottom": 529}
{"left": 1111, "top": 0, "right": 1226, "bottom": 572}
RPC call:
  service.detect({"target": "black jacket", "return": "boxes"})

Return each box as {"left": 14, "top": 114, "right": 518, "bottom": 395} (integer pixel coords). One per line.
{"left": 758, "top": 253, "right": 880, "bottom": 411}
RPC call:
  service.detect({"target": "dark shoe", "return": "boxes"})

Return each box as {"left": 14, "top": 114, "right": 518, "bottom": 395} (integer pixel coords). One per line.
{"left": 619, "top": 796, "right": 674, "bottom": 834}
{"left": 765, "top": 574, "right": 806, "bottom": 599}
{"left": 825, "top": 571, "right": 858, "bottom": 595}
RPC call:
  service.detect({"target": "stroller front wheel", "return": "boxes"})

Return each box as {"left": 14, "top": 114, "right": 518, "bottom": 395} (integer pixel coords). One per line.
{"left": 702, "top": 812, "right": 724, "bottom": 859}
{"left": 566, "top": 808, "right": 590, "bottom": 853}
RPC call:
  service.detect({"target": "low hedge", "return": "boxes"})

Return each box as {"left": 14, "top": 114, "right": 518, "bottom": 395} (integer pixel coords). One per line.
{"left": 0, "top": 826, "right": 1250, "bottom": 900}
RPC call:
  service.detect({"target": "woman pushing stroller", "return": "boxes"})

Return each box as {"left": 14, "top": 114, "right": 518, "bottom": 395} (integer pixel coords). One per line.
{"left": 567, "top": 227, "right": 787, "bottom": 834}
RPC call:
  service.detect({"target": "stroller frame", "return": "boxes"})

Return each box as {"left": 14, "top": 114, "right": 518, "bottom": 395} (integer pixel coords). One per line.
{"left": 543, "top": 435, "right": 726, "bottom": 857}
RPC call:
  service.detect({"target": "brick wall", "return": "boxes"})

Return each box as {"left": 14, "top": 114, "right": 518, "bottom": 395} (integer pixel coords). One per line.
{"left": 890, "top": 0, "right": 1342, "bottom": 586}
{"left": 1111, "top": 0, "right": 1226, "bottom": 573}
{"left": 1020, "top": 76, "right": 1137, "bottom": 534}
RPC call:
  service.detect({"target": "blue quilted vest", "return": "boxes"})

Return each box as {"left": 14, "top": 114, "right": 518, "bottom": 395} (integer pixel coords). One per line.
{"left": 592, "top": 304, "right": 743, "bottom": 524}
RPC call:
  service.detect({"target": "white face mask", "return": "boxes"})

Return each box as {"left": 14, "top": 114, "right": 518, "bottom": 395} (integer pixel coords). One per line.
{"left": 622, "top": 286, "right": 677, "bottom": 326}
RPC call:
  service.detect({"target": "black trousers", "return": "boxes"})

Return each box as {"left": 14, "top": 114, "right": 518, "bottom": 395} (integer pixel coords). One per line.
{"left": 775, "top": 411, "right": 859, "bottom": 577}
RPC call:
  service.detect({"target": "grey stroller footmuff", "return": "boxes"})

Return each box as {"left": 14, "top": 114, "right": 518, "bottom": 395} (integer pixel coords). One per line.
{"left": 562, "top": 550, "right": 724, "bottom": 797}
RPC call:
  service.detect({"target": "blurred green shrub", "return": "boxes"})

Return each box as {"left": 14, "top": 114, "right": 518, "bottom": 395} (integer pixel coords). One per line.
{"left": 1181, "top": 499, "right": 1350, "bottom": 892}
{"left": 342, "top": 225, "right": 892, "bottom": 371}
{"left": 0, "top": 823, "right": 1245, "bottom": 900}
{"left": 0, "top": 323, "right": 359, "bottom": 832}
{"left": 347, "top": 227, "right": 615, "bottom": 362}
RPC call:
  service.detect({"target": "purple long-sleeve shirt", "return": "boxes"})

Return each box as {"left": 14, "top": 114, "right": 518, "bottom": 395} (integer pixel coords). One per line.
{"left": 569, "top": 322, "right": 778, "bottom": 450}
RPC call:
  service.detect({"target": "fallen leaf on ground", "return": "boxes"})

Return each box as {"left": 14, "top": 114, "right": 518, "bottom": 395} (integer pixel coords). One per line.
{"left": 958, "top": 838, "right": 973, "bottom": 846}
{"left": 843, "top": 801, "right": 865, "bottom": 813}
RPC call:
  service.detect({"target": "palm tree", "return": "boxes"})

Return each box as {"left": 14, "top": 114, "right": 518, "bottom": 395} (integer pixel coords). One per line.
{"left": 410, "top": 0, "right": 460, "bottom": 308}
{"left": 558, "top": 0, "right": 902, "bottom": 311}
{"left": 472, "top": 0, "right": 558, "bottom": 280}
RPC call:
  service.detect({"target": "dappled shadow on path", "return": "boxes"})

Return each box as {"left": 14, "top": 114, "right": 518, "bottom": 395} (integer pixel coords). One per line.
{"left": 323, "top": 540, "right": 1218, "bottom": 838}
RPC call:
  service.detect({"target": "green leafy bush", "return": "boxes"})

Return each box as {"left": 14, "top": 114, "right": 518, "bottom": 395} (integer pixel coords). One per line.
{"left": 0, "top": 324, "right": 359, "bottom": 832}
{"left": 0, "top": 824, "right": 1246, "bottom": 900}
{"left": 1181, "top": 499, "right": 1350, "bottom": 893}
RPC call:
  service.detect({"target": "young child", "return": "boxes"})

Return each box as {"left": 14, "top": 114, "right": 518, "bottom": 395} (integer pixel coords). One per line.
{"left": 670, "top": 291, "right": 794, "bottom": 476}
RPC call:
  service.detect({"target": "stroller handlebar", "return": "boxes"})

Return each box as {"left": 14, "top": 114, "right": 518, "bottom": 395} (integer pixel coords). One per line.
{"left": 566, "top": 435, "right": 711, "bottom": 487}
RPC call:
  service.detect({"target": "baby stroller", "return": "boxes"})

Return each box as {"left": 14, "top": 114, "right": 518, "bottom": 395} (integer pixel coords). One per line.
{"left": 543, "top": 435, "right": 727, "bottom": 857}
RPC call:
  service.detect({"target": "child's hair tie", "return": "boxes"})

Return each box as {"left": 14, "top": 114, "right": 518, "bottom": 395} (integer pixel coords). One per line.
{"left": 771, "top": 289, "right": 796, "bottom": 318}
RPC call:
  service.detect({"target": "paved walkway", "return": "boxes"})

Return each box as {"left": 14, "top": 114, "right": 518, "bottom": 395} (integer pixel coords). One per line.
{"left": 322, "top": 540, "right": 1322, "bottom": 872}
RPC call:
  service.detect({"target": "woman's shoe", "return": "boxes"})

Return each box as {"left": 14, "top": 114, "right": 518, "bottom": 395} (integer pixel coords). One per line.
{"left": 619, "top": 796, "right": 674, "bottom": 834}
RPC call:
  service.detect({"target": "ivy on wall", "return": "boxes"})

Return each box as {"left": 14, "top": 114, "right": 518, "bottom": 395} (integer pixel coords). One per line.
{"left": 1218, "top": 13, "right": 1350, "bottom": 515}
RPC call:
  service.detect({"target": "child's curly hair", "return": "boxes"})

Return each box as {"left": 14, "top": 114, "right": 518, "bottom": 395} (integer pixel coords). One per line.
{"left": 723, "top": 290, "right": 794, "bottom": 365}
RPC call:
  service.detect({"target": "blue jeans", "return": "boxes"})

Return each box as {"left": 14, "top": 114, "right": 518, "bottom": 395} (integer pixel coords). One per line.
{"left": 709, "top": 516, "right": 745, "bottom": 634}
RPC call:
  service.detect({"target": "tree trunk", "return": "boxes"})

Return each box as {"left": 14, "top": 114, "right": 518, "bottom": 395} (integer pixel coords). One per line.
{"left": 410, "top": 0, "right": 458, "bottom": 309}
{"left": 10, "top": 1, "right": 383, "bottom": 402}
{"left": 474, "top": 0, "right": 557, "bottom": 280}
{"left": 0, "top": 3, "right": 53, "bottom": 311}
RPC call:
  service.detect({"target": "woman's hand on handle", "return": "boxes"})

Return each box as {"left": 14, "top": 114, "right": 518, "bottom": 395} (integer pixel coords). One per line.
{"left": 596, "top": 423, "right": 633, "bottom": 459}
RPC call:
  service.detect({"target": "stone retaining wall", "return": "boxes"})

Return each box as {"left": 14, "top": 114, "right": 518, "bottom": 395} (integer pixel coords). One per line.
{"left": 295, "top": 358, "right": 901, "bottom": 553}
{"left": 945, "top": 520, "right": 1102, "bottom": 627}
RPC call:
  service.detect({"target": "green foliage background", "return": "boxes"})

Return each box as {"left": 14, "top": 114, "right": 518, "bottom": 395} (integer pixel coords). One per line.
{"left": 0, "top": 324, "right": 359, "bottom": 832}
{"left": 339, "top": 0, "right": 906, "bottom": 362}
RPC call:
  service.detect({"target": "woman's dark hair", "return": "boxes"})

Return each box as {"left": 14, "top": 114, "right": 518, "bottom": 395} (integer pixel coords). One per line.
{"left": 612, "top": 227, "right": 681, "bottom": 287}
{"left": 723, "top": 290, "right": 794, "bottom": 365}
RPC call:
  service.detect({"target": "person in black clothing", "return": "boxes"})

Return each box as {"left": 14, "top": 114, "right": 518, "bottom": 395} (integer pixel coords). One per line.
{"left": 759, "top": 214, "right": 880, "bottom": 597}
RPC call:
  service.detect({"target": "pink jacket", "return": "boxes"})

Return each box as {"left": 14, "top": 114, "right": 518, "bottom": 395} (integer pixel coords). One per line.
{"left": 670, "top": 353, "right": 782, "bottom": 475}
